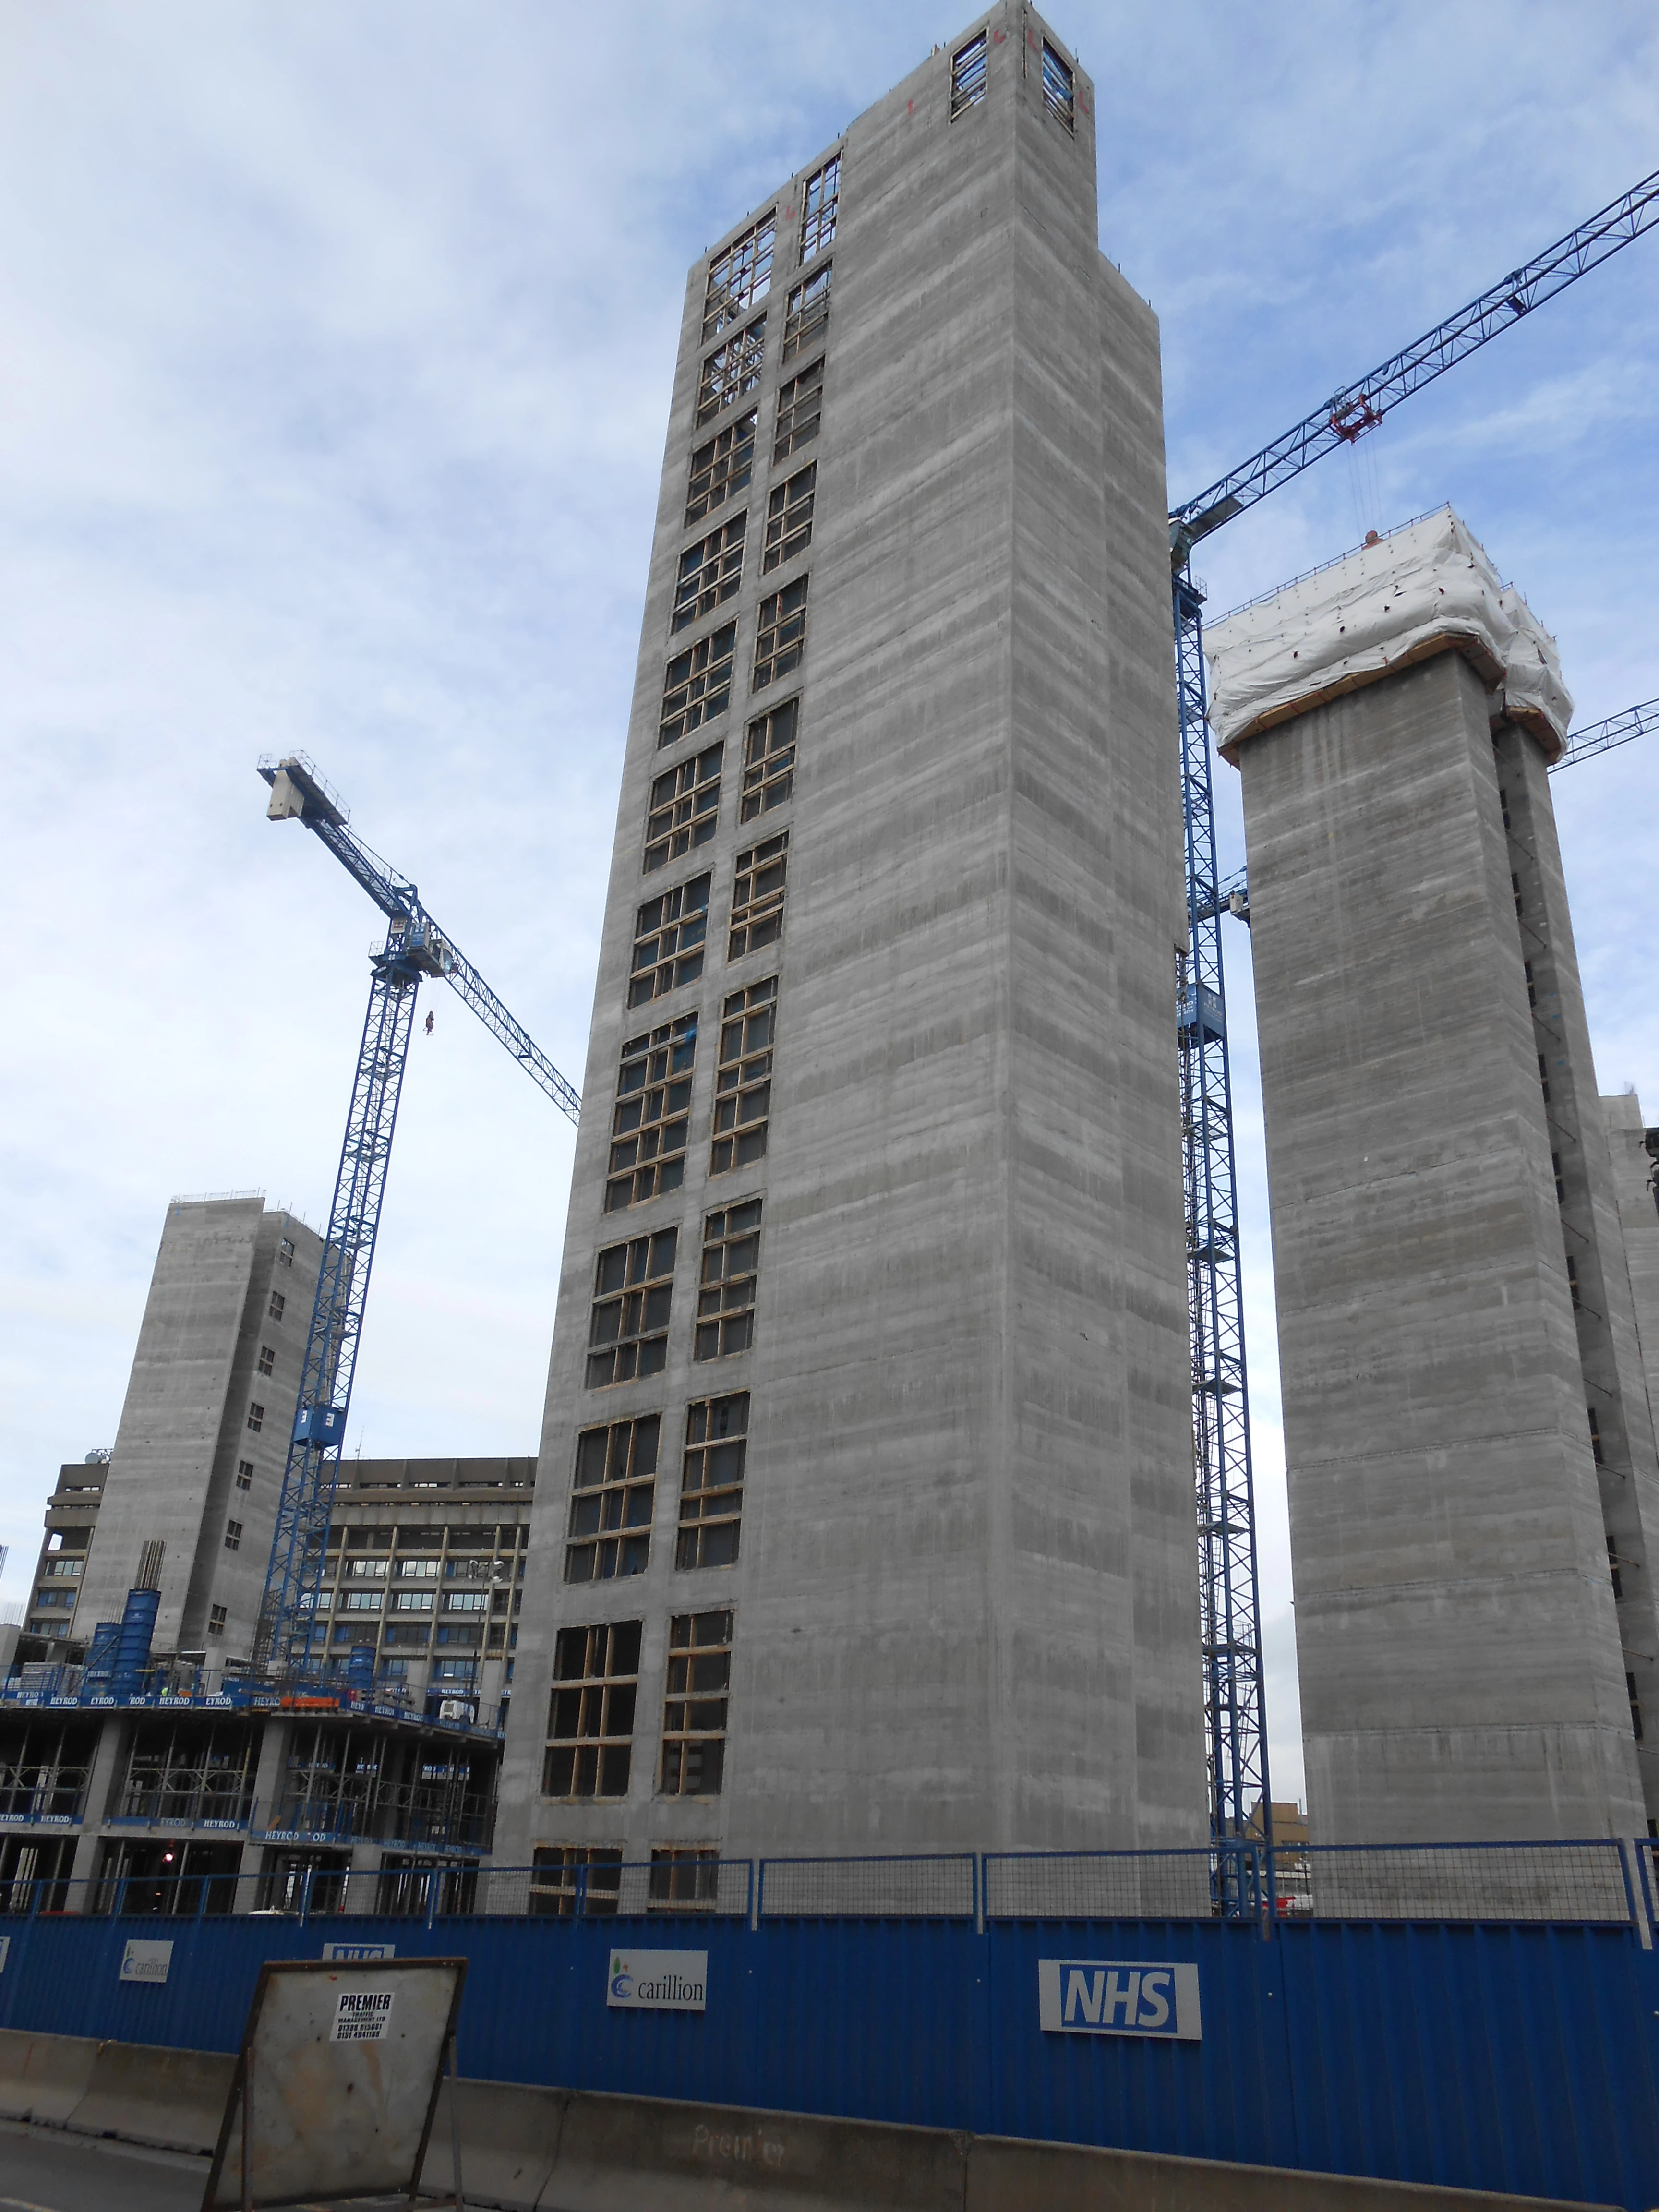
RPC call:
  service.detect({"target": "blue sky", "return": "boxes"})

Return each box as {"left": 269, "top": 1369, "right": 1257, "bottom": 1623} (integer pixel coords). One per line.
{"left": 4, "top": 1, "right": 1658, "bottom": 1803}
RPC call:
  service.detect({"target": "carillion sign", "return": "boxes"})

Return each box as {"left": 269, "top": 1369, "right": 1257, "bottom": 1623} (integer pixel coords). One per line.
{"left": 1038, "top": 1958, "right": 1201, "bottom": 2041}
{"left": 607, "top": 1949, "right": 707, "bottom": 2012}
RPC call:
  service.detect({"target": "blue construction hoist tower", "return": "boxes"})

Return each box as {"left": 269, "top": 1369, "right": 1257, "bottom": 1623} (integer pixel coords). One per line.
{"left": 251, "top": 753, "right": 580, "bottom": 1677}
{"left": 1167, "top": 163, "right": 1659, "bottom": 1888}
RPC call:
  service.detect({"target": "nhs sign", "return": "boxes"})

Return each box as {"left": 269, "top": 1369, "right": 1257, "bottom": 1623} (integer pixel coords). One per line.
{"left": 1038, "top": 1958, "right": 1201, "bottom": 2042}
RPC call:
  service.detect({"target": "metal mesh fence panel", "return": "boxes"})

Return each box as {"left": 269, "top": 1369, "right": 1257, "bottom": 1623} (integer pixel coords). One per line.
{"left": 1289, "top": 1843, "right": 1632, "bottom": 1922}
{"left": 758, "top": 1854, "right": 975, "bottom": 1919}
{"left": 983, "top": 1850, "right": 1228, "bottom": 1920}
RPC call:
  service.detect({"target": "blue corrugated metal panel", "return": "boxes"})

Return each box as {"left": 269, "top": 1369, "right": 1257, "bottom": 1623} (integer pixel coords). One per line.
{"left": 2, "top": 1911, "right": 1657, "bottom": 2208}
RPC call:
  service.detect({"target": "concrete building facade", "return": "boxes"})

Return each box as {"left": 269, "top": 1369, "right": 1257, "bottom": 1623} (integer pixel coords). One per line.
{"left": 1209, "top": 511, "right": 1659, "bottom": 1842}
{"left": 74, "top": 1196, "right": 325, "bottom": 1665}
{"left": 497, "top": 6, "right": 1206, "bottom": 1875}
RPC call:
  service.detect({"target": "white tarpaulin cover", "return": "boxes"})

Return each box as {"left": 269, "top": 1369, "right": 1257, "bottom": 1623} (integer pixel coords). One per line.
{"left": 1205, "top": 507, "right": 1572, "bottom": 761}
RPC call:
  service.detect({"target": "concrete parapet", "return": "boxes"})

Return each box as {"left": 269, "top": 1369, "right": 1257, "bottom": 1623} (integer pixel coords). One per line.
{"left": 0, "top": 2032, "right": 1616, "bottom": 2211}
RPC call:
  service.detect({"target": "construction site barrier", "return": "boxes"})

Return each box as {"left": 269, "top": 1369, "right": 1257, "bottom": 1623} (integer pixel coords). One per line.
{"left": 0, "top": 2032, "right": 1612, "bottom": 2212}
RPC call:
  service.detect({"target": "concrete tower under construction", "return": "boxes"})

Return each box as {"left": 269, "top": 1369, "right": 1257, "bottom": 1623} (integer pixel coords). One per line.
{"left": 495, "top": 4, "right": 1208, "bottom": 1874}
{"left": 1210, "top": 510, "right": 1659, "bottom": 1844}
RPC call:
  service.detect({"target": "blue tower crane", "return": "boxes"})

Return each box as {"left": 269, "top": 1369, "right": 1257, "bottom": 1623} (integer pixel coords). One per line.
{"left": 251, "top": 752, "right": 580, "bottom": 1676}
{"left": 1168, "top": 163, "right": 1659, "bottom": 1894}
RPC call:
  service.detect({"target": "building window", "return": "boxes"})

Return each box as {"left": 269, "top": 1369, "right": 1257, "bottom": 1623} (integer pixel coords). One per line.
{"left": 729, "top": 832, "right": 789, "bottom": 961}
{"left": 544, "top": 1620, "right": 641, "bottom": 1799}
{"left": 686, "top": 409, "right": 757, "bottom": 527}
{"left": 277, "top": 1238, "right": 295, "bottom": 1266}
{"left": 530, "top": 1843, "right": 624, "bottom": 1918}
{"left": 630, "top": 874, "right": 710, "bottom": 1007}
{"left": 741, "top": 698, "right": 798, "bottom": 822}
{"left": 673, "top": 514, "right": 746, "bottom": 633}
{"left": 798, "top": 152, "right": 841, "bottom": 261}
{"left": 340, "top": 1590, "right": 383, "bottom": 1612}
{"left": 445, "top": 1591, "right": 488, "bottom": 1614}
{"left": 644, "top": 745, "right": 722, "bottom": 874}
{"left": 224, "top": 1520, "right": 243, "bottom": 1551}
{"left": 1538, "top": 1054, "right": 1550, "bottom": 1104}
{"left": 391, "top": 1590, "right": 435, "bottom": 1612}
{"left": 703, "top": 213, "right": 776, "bottom": 338}
{"left": 1041, "top": 41, "right": 1075, "bottom": 131}
{"left": 1590, "top": 1408, "right": 1605, "bottom": 1466}
{"left": 236, "top": 1460, "right": 254, "bottom": 1491}
{"left": 753, "top": 578, "right": 807, "bottom": 690}
{"left": 608, "top": 1015, "right": 697, "bottom": 1211}
{"left": 397, "top": 1555, "right": 440, "bottom": 1578}
{"left": 246, "top": 1401, "right": 264, "bottom": 1433}
{"left": 781, "top": 266, "right": 830, "bottom": 363}
{"left": 1631, "top": 1671, "right": 1645, "bottom": 1742}
{"left": 661, "top": 1610, "right": 732, "bottom": 1796}
{"left": 1525, "top": 959, "right": 1537, "bottom": 1009}
{"left": 650, "top": 1845, "right": 722, "bottom": 1911}
{"left": 268, "top": 1291, "right": 286, "bottom": 1322}
{"left": 1567, "top": 1254, "right": 1581, "bottom": 1309}
{"left": 40, "top": 1555, "right": 83, "bottom": 1579}
{"left": 586, "top": 1229, "right": 677, "bottom": 1388}
{"left": 1513, "top": 872, "right": 1524, "bottom": 918}
{"left": 1553, "top": 1152, "right": 1566, "bottom": 1203}
{"left": 763, "top": 464, "right": 815, "bottom": 572}
{"left": 566, "top": 1415, "right": 659, "bottom": 1584}
{"left": 257, "top": 1343, "right": 275, "bottom": 1376}
{"left": 696, "top": 317, "right": 767, "bottom": 425}
{"left": 677, "top": 1394, "right": 748, "bottom": 1570}
{"left": 207, "top": 1604, "right": 228, "bottom": 1637}
{"left": 712, "top": 980, "right": 775, "bottom": 1175}
{"left": 951, "top": 30, "right": 987, "bottom": 115}
{"left": 696, "top": 1201, "right": 761, "bottom": 1361}
{"left": 1611, "top": 1536, "right": 1625, "bottom": 1600}
{"left": 435, "top": 1623, "right": 481, "bottom": 1648}
{"left": 33, "top": 1587, "right": 74, "bottom": 1609}
{"left": 660, "top": 624, "right": 736, "bottom": 746}
{"left": 773, "top": 357, "right": 824, "bottom": 463}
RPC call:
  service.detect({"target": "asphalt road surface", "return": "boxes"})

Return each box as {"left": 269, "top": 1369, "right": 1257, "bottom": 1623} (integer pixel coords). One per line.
{"left": 0, "top": 2117, "right": 454, "bottom": 2211}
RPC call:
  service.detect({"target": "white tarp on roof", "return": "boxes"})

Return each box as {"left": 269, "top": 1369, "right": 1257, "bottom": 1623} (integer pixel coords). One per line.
{"left": 1204, "top": 506, "right": 1572, "bottom": 761}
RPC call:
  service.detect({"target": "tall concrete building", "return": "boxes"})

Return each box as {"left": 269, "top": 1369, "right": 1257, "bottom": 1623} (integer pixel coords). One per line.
{"left": 75, "top": 1196, "right": 325, "bottom": 1664}
{"left": 1209, "top": 509, "right": 1659, "bottom": 1842}
{"left": 496, "top": 6, "right": 1207, "bottom": 1873}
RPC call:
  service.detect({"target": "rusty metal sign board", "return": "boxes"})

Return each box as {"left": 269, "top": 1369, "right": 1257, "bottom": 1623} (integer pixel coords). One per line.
{"left": 201, "top": 1955, "right": 466, "bottom": 2210}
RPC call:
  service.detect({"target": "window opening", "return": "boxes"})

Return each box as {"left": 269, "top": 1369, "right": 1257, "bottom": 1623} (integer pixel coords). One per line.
{"left": 729, "top": 832, "right": 789, "bottom": 961}
{"left": 703, "top": 214, "right": 776, "bottom": 339}
{"left": 763, "top": 464, "right": 816, "bottom": 572}
{"left": 224, "top": 1520, "right": 243, "bottom": 1552}
{"left": 1525, "top": 958, "right": 1537, "bottom": 1008}
{"left": 257, "top": 1344, "right": 275, "bottom": 1377}
{"left": 544, "top": 1620, "right": 641, "bottom": 1799}
{"left": 1567, "top": 1253, "right": 1581, "bottom": 1309}
{"left": 742, "top": 698, "right": 797, "bottom": 821}
{"left": 673, "top": 515, "right": 746, "bottom": 632}
{"left": 208, "top": 1605, "right": 228, "bottom": 1637}
{"left": 696, "top": 1200, "right": 761, "bottom": 1361}
{"left": 660, "top": 625, "right": 736, "bottom": 746}
{"left": 645, "top": 745, "right": 722, "bottom": 875}
{"left": 685, "top": 409, "right": 757, "bottom": 526}
{"left": 697, "top": 317, "right": 767, "bottom": 425}
{"left": 630, "top": 874, "right": 710, "bottom": 1007}
{"left": 649, "top": 1844, "right": 722, "bottom": 1910}
{"left": 246, "top": 1402, "right": 264, "bottom": 1434}
{"left": 530, "top": 1844, "right": 623, "bottom": 1917}
{"left": 607, "top": 1014, "right": 697, "bottom": 1211}
{"left": 951, "top": 31, "right": 988, "bottom": 115}
{"left": 773, "top": 358, "right": 824, "bottom": 463}
{"left": 586, "top": 1229, "right": 678, "bottom": 1388}
{"left": 1590, "top": 1408, "right": 1605, "bottom": 1467}
{"left": 661, "top": 1610, "right": 732, "bottom": 1795}
{"left": 678, "top": 1394, "right": 748, "bottom": 1570}
{"left": 712, "top": 979, "right": 775, "bottom": 1175}
{"left": 268, "top": 1292, "right": 286, "bottom": 1322}
{"left": 782, "top": 266, "right": 830, "bottom": 362}
{"left": 1631, "top": 1671, "right": 1645, "bottom": 1742}
{"left": 798, "top": 154, "right": 841, "bottom": 260}
{"left": 1041, "top": 41, "right": 1075, "bottom": 131}
{"left": 235, "top": 1460, "right": 253, "bottom": 1492}
{"left": 566, "top": 1415, "right": 660, "bottom": 1585}
{"left": 753, "top": 577, "right": 808, "bottom": 690}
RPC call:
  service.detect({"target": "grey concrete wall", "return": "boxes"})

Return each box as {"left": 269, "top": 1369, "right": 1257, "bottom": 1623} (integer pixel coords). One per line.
{"left": 77, "top": 1200, "right": 323, "bottom": 1660}
{"left": 497, "top": 4, "right": 1203, "bottom": 1867}
{"left": 1603, "top": 1091, "right": 1659, "bottom": 1438}
{"left": 1231, "top": 648, "right": 1644, "bottom": 1840}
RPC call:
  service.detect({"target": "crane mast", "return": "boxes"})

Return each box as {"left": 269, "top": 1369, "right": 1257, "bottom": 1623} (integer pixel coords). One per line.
{"left": 251, "top": 753, "right": 579, "bottom": 1677}
{"left": 1170, "top": 165, "right": 1659, "bottom": 1885}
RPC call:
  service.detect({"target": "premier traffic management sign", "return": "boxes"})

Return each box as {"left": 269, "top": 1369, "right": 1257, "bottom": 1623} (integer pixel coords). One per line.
{"left": 1038, "top": 1958, "right": 1202, "bottom": 2041}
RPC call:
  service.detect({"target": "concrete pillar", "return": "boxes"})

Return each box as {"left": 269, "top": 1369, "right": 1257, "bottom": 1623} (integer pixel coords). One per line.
{"left": 231, "top": 1716, "right": 289, "bottom": 1913}
{"left": 1210, "top": 513, "right": 1647, "bottom": 1844}
{"left": 67, "top": 1713, "right": 129, "bottom": 1905}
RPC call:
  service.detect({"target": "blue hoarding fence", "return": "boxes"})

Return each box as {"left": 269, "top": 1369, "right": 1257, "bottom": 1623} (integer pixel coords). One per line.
{"left": 0, "top": 1845, "right": 1658, "bottom": 2205}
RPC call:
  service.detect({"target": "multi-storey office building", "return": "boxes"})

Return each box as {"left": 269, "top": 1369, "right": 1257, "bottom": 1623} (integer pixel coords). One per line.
{"left": 19, "top": 1456, "right": 108, "bottom": 1649}
{"left": 497, "top": 6, "right": 1207, "bottom": 1873}
{"left": 0, "top": 1456, "right": 533, "bottom": 1910}
{"left": 1209, "top": 509, "right": 1659, "bottom": 1843}
{"left": 73, "top": 1195, "right": 325, "bottom": 1663}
